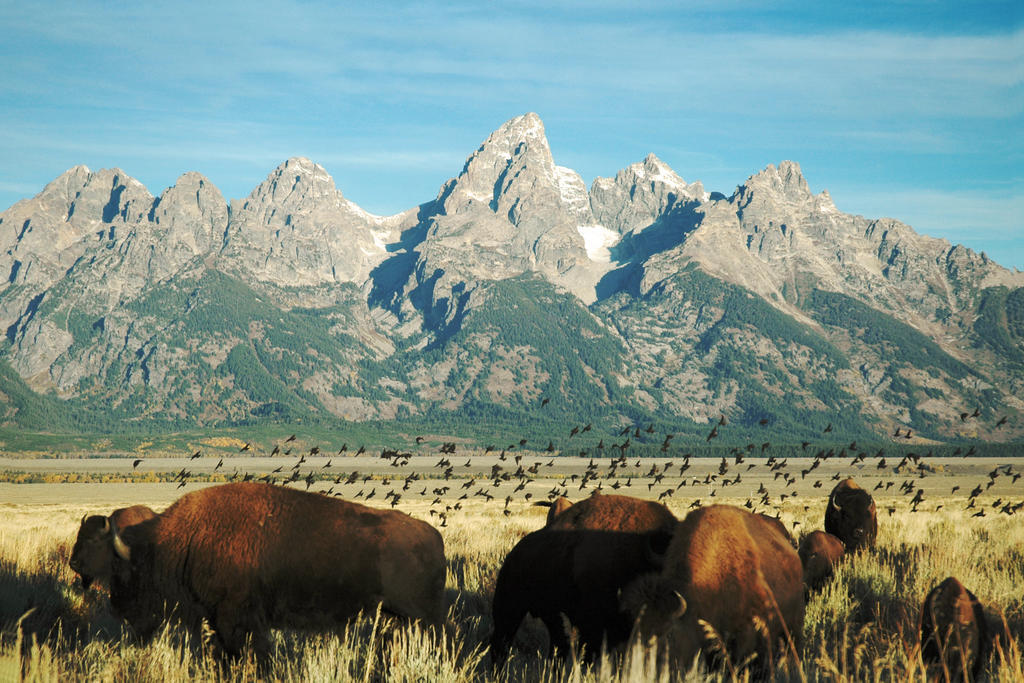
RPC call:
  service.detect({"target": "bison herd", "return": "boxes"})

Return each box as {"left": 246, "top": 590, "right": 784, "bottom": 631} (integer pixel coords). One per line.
{"left": 70, "top": 478, "right": 1010, "bottom": 678}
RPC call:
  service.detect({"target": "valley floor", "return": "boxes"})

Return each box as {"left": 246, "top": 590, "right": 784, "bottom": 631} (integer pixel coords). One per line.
{"left": 1, "top": 454, "right": 1022, "bottom": 681}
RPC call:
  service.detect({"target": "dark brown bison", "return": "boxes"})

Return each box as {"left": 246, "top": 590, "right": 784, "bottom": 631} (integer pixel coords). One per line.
{"left": 70, "top": 505, "right": 157, "bottom": 590}
{"left": 798, "top": 530, "right": 845, "bottom": 592}
{"left": 490, "top": 493, "right": 676, "bottom": 664}
{"left": 824, "top": 478, "right": 877, "bottom": 550}
{"left": 621, "top": 505, "right": 804, "bottom": 677}
{"left": 920, "top": 577, "right": 988, "bottom": 681}
{"left": 104, "top": 482, "right": 445, "bottom": 659}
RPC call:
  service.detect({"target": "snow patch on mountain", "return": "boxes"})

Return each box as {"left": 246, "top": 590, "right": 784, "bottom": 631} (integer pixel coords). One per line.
{"left": 577, "top": 224, "right": 620, "bottom": 262}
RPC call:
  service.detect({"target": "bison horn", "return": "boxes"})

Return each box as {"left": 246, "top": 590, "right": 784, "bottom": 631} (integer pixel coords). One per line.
{"left": 110, "top": 520, "right": 131, "bottom": 562}
{"left": 671, "top": 591, "right": 687, "bottom": 618}
{"left": 829, "top": 494, "right": 842, "bottom": 512}
{"left": 100, "top": 516, "right": 110, "bottom": 534}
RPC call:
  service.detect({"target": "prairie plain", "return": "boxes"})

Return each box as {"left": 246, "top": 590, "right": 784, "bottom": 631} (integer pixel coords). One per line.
{"left": 0, "top": 449, "right": 1022, "bottom": 681}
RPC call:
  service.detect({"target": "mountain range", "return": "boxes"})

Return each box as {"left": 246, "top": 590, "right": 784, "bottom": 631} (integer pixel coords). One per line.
{"left": 1, "top": 112, "right": 1021, "bottom": 443}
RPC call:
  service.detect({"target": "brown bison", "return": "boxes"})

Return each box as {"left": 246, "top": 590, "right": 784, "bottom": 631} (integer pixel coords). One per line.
{"left": 104, "top": 483, "right": 445, "bottom": 659}
{"left": 824, "top": 478, "right": 877, "bottom": 550}
{"left": 490, "top": 493, "right": 676, "bottom": 664}
{"left": 798, "top": 530, "right": 845, "bottom": 592}
{"left": 621, "top": 505, "right": 804, "bottom": 677}
{"left": 920, "top": 577, "right": 988, "bottom": 681}
{"left": 70, "top": 505, "right": 157, "bottom": 590}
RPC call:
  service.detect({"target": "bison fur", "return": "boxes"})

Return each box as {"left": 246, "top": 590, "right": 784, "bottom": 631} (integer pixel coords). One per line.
{"left": 106, "top": 482, "right": 445, "bottom": 659}
{"left": 490, "top": 493, "right": 676, "bottom": 665}
{"left": 621, "top": 505, "right": 804, "bottom": 678}
{"left": 824, "top": 478, "right": 877, "bottom": 550}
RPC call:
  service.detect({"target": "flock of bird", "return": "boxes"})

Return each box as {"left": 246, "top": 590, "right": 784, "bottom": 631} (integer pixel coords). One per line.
{"left": 129, "top": 405, "right": 1021, "bottom": 529}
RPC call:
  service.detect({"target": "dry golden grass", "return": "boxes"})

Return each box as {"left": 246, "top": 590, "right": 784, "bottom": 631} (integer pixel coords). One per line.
{"left": 0, "top": 486, "right": 1021, "bottom": 681}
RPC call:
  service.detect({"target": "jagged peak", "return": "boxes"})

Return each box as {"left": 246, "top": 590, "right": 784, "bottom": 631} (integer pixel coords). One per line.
{"left": 814, "top": 188, "right": 838, "bottom": 214}
{"left": 41, "top": 165, "right": 150, "bottom": 196}
{"left": 245, "top": 157, "right": 340, "bottom": 205}
{"left": 166, "top": 170, "right": 216, "bottom": 189}
{"left": 476, "top": 112, "right": 551, "bottom": 159}
{"left": 441, "top": 114, "right": 558, "bottom": 209}
{"left": 158, "top": 171, "right": 224, "bottom": 206}
{"left": 56, "top": 164, "right": 92, "bottom": 179}
{"left": 625, "top": 153, "right": 687, "bottom": 187}
{"left": 742, "top": 160, "right": 811, "bottom": 201}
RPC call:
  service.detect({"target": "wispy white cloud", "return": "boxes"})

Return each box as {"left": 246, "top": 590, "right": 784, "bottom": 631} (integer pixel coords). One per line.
{"left": 1, "top": 2, "right": 1020, "bottom": 252}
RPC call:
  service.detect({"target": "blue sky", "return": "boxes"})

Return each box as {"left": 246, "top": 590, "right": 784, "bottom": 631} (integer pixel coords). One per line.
{"left": 2, "top": 1, "right": 1021, "bottom": 268}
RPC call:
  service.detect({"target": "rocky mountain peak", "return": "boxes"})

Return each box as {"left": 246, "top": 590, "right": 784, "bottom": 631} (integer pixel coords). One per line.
{"left": 483, "top": 112, "right": 549, "bottom": 154}
{"left": 441, "top": 112, "right": 557, "bottom": 213}
{"left": 589, "top": 154, "right": 705, "bottom": 238}
{"left": 221, "top": 157, "right": 395, "bottom": 288}
{"left": 147, "top": 171, "right": 228, "bottom": 259}
{"left": 243, "top": 157, "right": 341, "bottom": 212}
{"left": 738, "top": 161, "right": 812, "bottom": 205}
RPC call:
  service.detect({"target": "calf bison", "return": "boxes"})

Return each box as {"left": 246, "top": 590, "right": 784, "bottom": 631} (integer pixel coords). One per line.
{"left": 103, "top": 482, "right": 445, "bottom": 659}
{"left": 621, "top": 505, "right": 804, "bottom": 677}
{"left": 798, "top": 530, "right": 845, "bottom": 592}
{"left": 920, "top": 577, "right": 988, "bottom": 681}
{"left": 825, "top": 478, "right": 877, "bottom": 550}
{"left": 70, "top": 505, "right": 157, "bottom": 590}
{"left": 490, "top": 493, "right": 676, "bottom": 665}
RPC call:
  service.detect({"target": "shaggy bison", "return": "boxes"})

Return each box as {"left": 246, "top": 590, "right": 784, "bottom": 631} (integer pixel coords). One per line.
{"left": 824, "top": 478, "right": 877, "bottom": 550}
{"left": 70, "top": 505, "right": 157, "bottom": 590}
{"left": 621, "top": 505, "right": 804, "bottom": 677}
{"left": 920, "top": 577, "right": 988, "bottom": 681}
{"left": 104, "top": 482, "right": 445, "bottom": 658}
{"left": 798, "top": 530, "right": 845, "bottom": 592}
{"left": 490, "top": 493, "right": 676, "bottom": 664}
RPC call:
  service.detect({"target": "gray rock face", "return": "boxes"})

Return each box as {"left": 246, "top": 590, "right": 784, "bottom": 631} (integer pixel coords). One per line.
{"left": 222, "top": 157, "right": 406, "bottom": 287}
{"left": 591, "top": 153, "right": 706, "bottom": 236}
{"left": 0, "top": 166, "right": 152, "bottom": 292}
{"left": 652, "top": 160, "right": 1021, "bottom": 340}
{"left": 0, "top": 113, "right": 1021, "bottom": 436}
{"left": 410, "top": 113, "right": 596, "bottom": 314}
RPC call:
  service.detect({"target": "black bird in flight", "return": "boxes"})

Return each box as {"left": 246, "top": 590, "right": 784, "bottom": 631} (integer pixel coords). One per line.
{"left": 285, "top": 434, "right": 296, "bottom": 442}
{"left": 132, "top": 459, "right": 142, "bottom": 469}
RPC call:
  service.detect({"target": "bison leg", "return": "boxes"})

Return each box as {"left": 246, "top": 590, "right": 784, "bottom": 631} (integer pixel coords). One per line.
{"left": 489, "top": 590, "right": 530, "bottom": 668}
{"left": 543, "top": 612, "right": 574, "bottom": 658}
{"left": 211, "top": 600, "right": 269, "bottom": 663}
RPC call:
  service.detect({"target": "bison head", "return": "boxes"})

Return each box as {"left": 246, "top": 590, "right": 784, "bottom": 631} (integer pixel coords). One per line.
{"left": 104, "top": 520, "right": 165, "bottom": 642}
{"left": 70, "top": 514, "right": 117, "bottom": 590}
{"left": 70, "top": 506, "right": 155, "bottom": 590}
{"left": 824, "top": 479, "right": 877, "bottom": 550}
{"left": 620, "top": 573, "right": 686, "bottom": 641}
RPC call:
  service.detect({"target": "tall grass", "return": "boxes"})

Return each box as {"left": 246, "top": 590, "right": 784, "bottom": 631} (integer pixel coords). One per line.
{"left": 0, "top": 498, "right": 1021, "bottom": 681}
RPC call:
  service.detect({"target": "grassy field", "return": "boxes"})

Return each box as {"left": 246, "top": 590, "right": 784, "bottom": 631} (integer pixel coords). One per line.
{"left": 0, "top": 455, "right": 1022, "bottom": 681}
